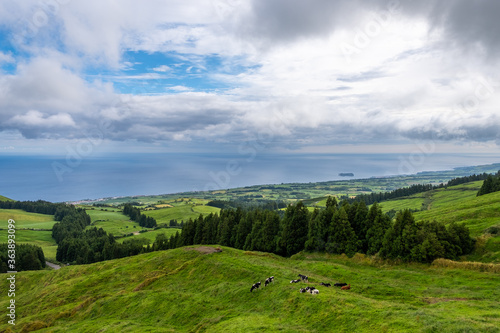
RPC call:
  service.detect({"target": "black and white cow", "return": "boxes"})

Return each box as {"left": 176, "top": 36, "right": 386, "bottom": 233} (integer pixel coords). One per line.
{"left": 290, "top": 279, "right": 301, "bottom": 283}
{"left": 298, "top": 274, "right": 308, "bottom": 282}
{"left": 265, "top": 276, "right": 274, "bottom": 287}
{"left": 250, "top": 281, "right": 261, "bottom": 292}
{"left": 320, "top": 282, "right": 331, "bottom": 287}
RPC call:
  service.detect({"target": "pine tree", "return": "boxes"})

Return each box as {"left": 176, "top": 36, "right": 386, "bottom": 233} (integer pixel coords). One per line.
{"left": 278, "top": 202, "right": 309, "bottom": 256}
{"left": 326, "top": 207, "right": 359, "bottom": 257}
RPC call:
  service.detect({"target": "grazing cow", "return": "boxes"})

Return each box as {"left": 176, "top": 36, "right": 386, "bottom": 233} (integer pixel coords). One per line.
{"left": 290, "top": 279, "right": 301, "bottom": 283}
{"left": 250, "top": 282, "right": 261, "bottom": 292}
{"left": 298, "top": 274, "right": 308, "bottom": 282}
{"left": 320, "top": 282, "right": 331, "bottom": 287}
{"left": 305, "top": 286, "right": 316, "bottom": 291}
{"left": 265, "top": 276, "right": 275, "bottom": 287}
{"left": 341, "top": 284, "right": 351, "bottom": 290}
{"left": 311, "top": 289, "right": 319, "bottom": 294}
{"left": 334, "top": 283, "right": 348, "bottom": 287}
{"left": 299, "top": 288, "right": 307, "bottom": 293}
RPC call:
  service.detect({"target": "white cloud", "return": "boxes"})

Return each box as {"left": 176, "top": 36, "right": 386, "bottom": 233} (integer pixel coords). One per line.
{"left": 152, "top": 65, "right": 171, "bottom": 72}
{"left": 1, "top": 0, "right": 500, "bottom": 151}
{"left": 0, "top": 52, "right": 14, "bottom": 64}
{"left": 9, "top": 110, "right": 76, "bottom": 128}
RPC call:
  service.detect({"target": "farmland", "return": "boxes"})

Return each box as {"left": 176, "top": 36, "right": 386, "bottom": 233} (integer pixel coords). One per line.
{"left": 0, "top": 246, "right": 498, "bottom": 332}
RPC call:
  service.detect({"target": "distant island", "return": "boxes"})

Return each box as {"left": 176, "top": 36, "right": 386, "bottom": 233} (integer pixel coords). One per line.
{"left": 338, "top": 173, "right": 354, "bottom": 177}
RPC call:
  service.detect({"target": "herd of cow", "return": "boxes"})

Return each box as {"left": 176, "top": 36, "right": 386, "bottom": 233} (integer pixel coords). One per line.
{"left": 250, "top": 274, "right": 350, "bottom": 294}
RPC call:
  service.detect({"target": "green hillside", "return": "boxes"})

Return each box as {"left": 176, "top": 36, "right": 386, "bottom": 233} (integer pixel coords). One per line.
{"left": 379, "top": 181, "right": 500, "bottom": 262}
{"left": 0, "top": 209, "right": 58, "bottom": 261}
{"left": 1, "top": 246, "right": 498, "bottom": 332}
{"left": 0, "top": 195, "right": 14, "bottom": 201}
{"left": 143, "top": 201, "right": 220, "bottom": 223}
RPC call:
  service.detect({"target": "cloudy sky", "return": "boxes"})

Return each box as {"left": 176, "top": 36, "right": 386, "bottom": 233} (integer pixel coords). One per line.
{"left": 1, "top": 0, "right": 499, "bottom": 156}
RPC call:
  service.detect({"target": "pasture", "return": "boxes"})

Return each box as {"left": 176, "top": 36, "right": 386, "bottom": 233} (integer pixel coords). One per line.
{"left": 0, "top": 229, "right": 57, "bottom": 261}
{"left": 0, "top": 246, "right": 498, "bottom": 332}
{"left": 0, "top": 209, "right": 57, "bottom": 229}
{"left": 378, "top": 181, "right": 500, "bottom": 263}
{"left": 116, "top": 228, "right": 181, "bottom": 244}
{"left": 143, "top": 203, "right": 220, "bottom": 224}
{"left": 85, "top": 208, "right": 140, "bottom": 237}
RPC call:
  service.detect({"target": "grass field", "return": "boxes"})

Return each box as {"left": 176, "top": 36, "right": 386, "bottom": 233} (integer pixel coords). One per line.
{"left": 1, "top": 246, "right": 498, "bottom": 332}
{"left": 378, "top": 181, "right": 500, "bottom": 263}
{"left": 116, "top": 228, "right": 181, "bottom": 244}
{"left": 0, "top": 209, "right": 57, "bottom": 229}
{"left": 85, "top": 208, "right": 141, "bottom": 237}
{"left": 144, "top": 204, "right": 220, "bottom": 224}
{"left": 0, "top": 209, "right": 58, "bottom": 261}
{"left": 0, "top": 229, "right": 57, "bottom": 261}
{"left": 0, "top": 195, "right": 13, "bottom": 201}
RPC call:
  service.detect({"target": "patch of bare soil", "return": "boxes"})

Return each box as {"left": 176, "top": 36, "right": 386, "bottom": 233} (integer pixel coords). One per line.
{"left": 184, "top": 246, "right": 222, "bottom": 254}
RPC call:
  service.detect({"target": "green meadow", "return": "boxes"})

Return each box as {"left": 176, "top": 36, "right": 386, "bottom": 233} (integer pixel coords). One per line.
{"left": 0, "top": 246, "right": 498, "bottom": 332}
{"left": 85, "top": 208, "right": 140, "bottom": 237}
{"left": 378, "top": 181, "right": 500, "bottom": 263}
{"left": 143, "top": 202, "right": 220, "bottom": 223}
{"left": 0, "top": 209, "right": 57, "bottom": 229}
{"left": 116, "top": 228, "right": 181, "bottom": 244}
{"left": 0, "top": 229, "right": 57, "bottom": 261}
{"left": 0, "top": 209, "right": 59, "bottom": 261}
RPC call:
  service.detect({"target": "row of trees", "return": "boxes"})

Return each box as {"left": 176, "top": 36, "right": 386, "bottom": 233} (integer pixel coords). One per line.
{"left": 153, "top": 197, "right": 475, "bottom": 263}
{"left": 349, "top": 173, "right": 493, "bottom": 205}
{"left": 477, "top": 171, "right": 500, "bottom": 196}
{"left": 0, "top": 200, "right": 68, "bottom": 216}
{"left": 123, "top": 204, "right": 157, "bottom": 228}
{"left": 0, "top": 244, "right": 46, "bottom": 273}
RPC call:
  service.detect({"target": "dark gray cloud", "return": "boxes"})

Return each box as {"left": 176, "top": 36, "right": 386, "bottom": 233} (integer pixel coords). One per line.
{"left": 239, "top": 0, "right": 500, "bottom": 58}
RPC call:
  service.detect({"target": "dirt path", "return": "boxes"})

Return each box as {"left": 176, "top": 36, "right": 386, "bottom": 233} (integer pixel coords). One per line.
{"left": 46, "top": 261, "right": 61, "bottom": 270}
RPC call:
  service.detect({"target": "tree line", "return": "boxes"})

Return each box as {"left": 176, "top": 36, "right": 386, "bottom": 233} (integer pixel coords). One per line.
{"left": 477, "top": 171, "right": 500, "bottom": 196}
{"left": 348, "top": 173, "right": 493, "bottom": 205}
{"left": 153, "top": 197, "right": 475, "bottom": 263}
{"left": 0, "top": 244, "right": 46, "bottom": 273}
{"left": 0, "top": 200, "right": 68, "bottom": 215}
{"left": 122, "top": 204, "right": 157, "bottom": 228}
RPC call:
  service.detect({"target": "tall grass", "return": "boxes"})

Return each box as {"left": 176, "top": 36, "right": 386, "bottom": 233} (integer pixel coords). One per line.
{"left": 431, "top": 258, "right": 500, "bottom": 273}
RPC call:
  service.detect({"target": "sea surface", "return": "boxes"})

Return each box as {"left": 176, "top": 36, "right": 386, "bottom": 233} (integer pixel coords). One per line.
{"left": 0, "top": 153, "right": 499, "bottom": 202}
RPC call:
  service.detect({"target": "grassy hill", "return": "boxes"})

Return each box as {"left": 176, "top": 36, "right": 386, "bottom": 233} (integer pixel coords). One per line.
{"left": 0, "top": 195, "right": 14, "bottom": 201}
{"left": 378, "top": 181, "right": 500, "bottom": 263}
{"left": 1, "top": 246, "right": 498, "bottom": 332}
{"left": 0, "top": 209, "right": 58, "bottom": 261}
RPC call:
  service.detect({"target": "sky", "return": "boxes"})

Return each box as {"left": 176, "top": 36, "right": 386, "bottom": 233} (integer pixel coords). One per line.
{"left": 0, "top": 0, "right": 500, "bottom": 157}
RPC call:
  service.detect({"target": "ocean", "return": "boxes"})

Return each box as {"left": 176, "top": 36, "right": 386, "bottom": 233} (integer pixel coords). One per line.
{"left": 0, "top": 153, "right": 499, "bottom": 202}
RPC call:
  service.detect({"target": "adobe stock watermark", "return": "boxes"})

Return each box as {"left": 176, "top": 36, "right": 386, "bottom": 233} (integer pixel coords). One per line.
{"left": 339, "top": 0, "right": 401, "bottom": 64}
{"left": 52, "top": 119, "right": 113, "bottom": 182}
{"left": 453, "top": 76, "right": 495, "bottom": 116}
{"left": 398, "top": 140, "right": 436, "bottom": 176}
{"left": 6, "top": 219, "right": 17, "bottom": 326}
{"left": 212, "top": 0, "right": 241, "bottom": 20}
{"left": 202, "top": 108, "right": 292, "bottom": 192}
{"left": 16, "top": 0, "right": 71, "bottom": 40}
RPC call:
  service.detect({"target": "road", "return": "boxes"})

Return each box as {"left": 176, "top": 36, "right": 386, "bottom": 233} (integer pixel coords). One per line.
{"left": 46, "top": 261, "right": 61, "bottom": 270}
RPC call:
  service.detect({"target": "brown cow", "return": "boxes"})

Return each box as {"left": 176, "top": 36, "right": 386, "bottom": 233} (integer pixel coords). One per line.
{"left": 341, "top": 284, "right": 350, "bottom": 290}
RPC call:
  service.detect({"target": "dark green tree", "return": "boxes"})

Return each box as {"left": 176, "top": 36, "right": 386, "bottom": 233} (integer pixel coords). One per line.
{"left": 278, "top": 202, "right": 309, "bottom": 257}
{"left": 326, "top": 207, "right": 359, "bottom": 257}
